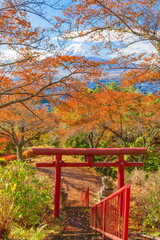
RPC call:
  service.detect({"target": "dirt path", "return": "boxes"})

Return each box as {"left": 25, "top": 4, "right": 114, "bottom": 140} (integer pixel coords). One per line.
{"left": 45, "top": 206, "right": 102, "bottom": 240}
{"left": 33, "top": 155, "right": 102, "bottom": 207}
{"left": 32, "top": 155, "right": 103, "bottom": 239}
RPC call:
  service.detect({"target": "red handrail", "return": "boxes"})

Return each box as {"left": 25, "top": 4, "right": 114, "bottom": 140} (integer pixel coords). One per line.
{"left": 81, "top": 187, "right": 89, "bottom": 207}
{"left": 90, "top": 185, "right": 130, "bottom": 240}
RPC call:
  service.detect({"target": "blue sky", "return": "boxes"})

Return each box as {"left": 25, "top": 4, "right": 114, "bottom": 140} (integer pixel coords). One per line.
{"left": 28, "top": 0, "right": 68, "bottom": 28}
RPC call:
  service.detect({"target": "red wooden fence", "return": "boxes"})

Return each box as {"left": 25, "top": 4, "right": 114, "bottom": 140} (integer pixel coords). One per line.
{"left": 81, "top": 187, "right": 89, "bottom": 207}
{"left": 90, "top": 185, "right": 130, "bottom": 240}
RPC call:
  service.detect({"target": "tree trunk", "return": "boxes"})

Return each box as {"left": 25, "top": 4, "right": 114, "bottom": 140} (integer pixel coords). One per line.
{"left": 17, "top": 145, "right": 23, "bottom": 160}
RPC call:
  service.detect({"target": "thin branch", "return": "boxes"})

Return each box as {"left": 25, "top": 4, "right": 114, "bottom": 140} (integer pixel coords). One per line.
{"left": 20, "top": 102, "right": 43, "bottom": 122}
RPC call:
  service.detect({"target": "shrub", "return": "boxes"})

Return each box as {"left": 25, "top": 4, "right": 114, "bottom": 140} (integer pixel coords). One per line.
{"left": 0, "top": 193, "right": 13, "bottom": 238}
{"left": 0, "top": 158, "right": 7, "bottom": 166}
{"left": 9, "top": 223, "right": 48, "bottom": 240}
{"left": 64, "top": 133, "right": 90, "bottom": 148}
{"left": 4, "top": 154, "right": 17, "bottom": 162}
{"left": 126, "top": 170, "right": 160, "bottom": 233}
{"left": 94, "top": 155, "right": 117, "bottom": 178}
{"left": 0, "top": 161, "right": 53, "bottom": 238}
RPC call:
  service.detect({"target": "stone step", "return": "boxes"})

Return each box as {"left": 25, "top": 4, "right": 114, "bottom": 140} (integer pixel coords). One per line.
{"left": 49, "top": 206, "right": 102, "bottom": 239}
{"left": 50, "top": 232, "right": 102, "bottom": 240}
{"left": 65, "top": 206, "right": 89, "bottom": 210}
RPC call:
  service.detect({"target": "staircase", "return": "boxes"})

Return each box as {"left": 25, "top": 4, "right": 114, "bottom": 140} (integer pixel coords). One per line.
{"left": 47, "top": 186, "right": 131, "bottom": 239}
{"left": 49, "top": 207, "right": 101, "bottom": 240}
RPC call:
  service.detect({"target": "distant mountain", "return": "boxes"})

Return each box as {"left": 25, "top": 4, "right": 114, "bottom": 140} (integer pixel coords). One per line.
{"left": 62, "top": 43, "right": 159, "bottom": 94}
{"left": 88, "top": 78, "right": 159, "bottom": 94}
{"left": 136, "top": 81, "right": 160, "bottom": 94}
{"left": 63, "top": 43, "right": 106, "bottom": 61}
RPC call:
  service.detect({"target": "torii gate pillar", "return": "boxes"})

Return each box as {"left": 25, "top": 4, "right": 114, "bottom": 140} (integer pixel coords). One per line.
{"left": 118, "top": 155, "right": 125, "bottom": 189}
{"left": 54, "top": 155, "right": 62, "bottom": 218}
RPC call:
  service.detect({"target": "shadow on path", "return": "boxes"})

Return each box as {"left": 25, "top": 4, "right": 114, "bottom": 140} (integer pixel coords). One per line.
{"left": 47, "top": 207, "right": 101, "bottom": 240}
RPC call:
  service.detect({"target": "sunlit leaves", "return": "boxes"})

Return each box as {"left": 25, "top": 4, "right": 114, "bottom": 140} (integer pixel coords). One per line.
{"left": 56, "top": 86, "right": 160, "bottom": 148}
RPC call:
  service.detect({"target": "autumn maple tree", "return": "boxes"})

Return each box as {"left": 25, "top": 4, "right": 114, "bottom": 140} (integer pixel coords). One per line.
{"left": 0, "top": 55, "right": 103, "bottom": 110}
{"left": 53, "top": 0, "right": 159, "bottom": 166}
{"left": 0, "top": 0, "right": 58, "bottom": 67}
{"left": 0, "top": 0, "right": 105, "bottom": 110}
{"left": 56, "top": 0, "right": 159, "bottom": 86}
{"left": 0, "top": 101, "right": 59, "bottom": 159}
{"left": 0, "top": 0, "right": 104, "bottom": 157}
{"left": 0, "top": 0, "right": 51, "bottom": 107}
{"left": 56, "top": 86, "right": 160, "bottom": 159}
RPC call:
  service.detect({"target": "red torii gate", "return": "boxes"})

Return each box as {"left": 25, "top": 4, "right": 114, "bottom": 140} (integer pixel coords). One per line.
{"left": 32, "top": 147, "right": 147, "bottom": 218}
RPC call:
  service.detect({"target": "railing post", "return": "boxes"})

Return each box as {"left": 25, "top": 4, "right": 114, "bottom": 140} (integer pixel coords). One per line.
{"left": 86, "top": 155, "right": 93, "bottom": 167}
{"left": 86, "top": 187, "right": 89, "bottom": 207}
{"left": 103, "top": 201, "right": 106, "bottom": 240}
{"left": 54, "top": 154, "right": 62, "bottom": 218}
{"left": 95, "top": 205, "right": 97, "bottom": 229}
{"left": 118, "top": 155, "right": 125, "bottom": 217}
{"left": 82, "top": 187, "right": 89, "bottom": 207}
{"left": 123, "top": 185, "right": 130, "bottom": 240}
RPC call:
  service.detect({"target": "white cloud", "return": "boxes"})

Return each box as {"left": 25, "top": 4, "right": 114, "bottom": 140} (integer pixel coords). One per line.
{"left": 1, "top": 49, "right": 20, "bottom": 61}
{"left": 62, "top": 29, "right": 139, "bottom": 44}
{"left": 1, "top": 29, "right": 157, "bottom": 64}
{"left": 0, "top": 48, "right": 52, "bottom": 62}
{"left": 59, "top": 29, "right": 158, "bottom": 57}
{"left": 120, "top": 41, "right": 157, "bottom": 55}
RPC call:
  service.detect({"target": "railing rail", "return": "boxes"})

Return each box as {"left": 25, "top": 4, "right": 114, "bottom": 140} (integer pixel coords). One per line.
{"left": 81, "top": 187, "right": 89, "bottom": 207}
{"left": 90, "top": 185, "right": 130, "bottom": 240}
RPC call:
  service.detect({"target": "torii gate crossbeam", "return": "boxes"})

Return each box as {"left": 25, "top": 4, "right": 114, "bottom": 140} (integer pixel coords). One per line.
{"left": 32, "top": 147, "right": 147, "bottom": 218}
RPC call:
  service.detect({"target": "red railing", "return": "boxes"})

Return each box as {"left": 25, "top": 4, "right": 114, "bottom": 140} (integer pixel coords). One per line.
{"left": 81, "top": 187, "right": 89, "bottom": 207}
{"left": 90, "top": 185, "right": 130, "bottom": 240}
